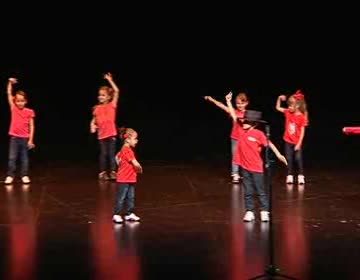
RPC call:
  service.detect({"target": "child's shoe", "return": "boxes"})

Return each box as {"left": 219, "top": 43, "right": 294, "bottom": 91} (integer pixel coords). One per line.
{"left": 22, "top": 176, "right": 31, "bottom": 184}
{"left": 298, "top": 175, "right": 305, "bottom": 184}
{"left": 112, "top": 215, "right": 123, "bottom": 223}
{"left": 124, "top": 213, "right": 140, "bottom": 221}
{"left": 243, "top": 211, "right": 255, "bottom": 222}
{"left": 231, "top": 173, "right": 240, "bottom": 183}
{"left": 286, "top": 175, "right": 294, "bottom": 184}
{"left": 98, "top": 171, "right": 108, "bottom": 180}
{"left": 4, "top": 176, "right": 14, "bottom": 184}
{"left": 260, "top": 211, "right": 270, "bottom": 222}
{"left": 109, "top": 171, "right": 117, "bottom": 180}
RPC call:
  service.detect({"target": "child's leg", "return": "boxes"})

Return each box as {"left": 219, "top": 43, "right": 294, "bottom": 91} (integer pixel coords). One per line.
{"left": 231, "top": 139, "right": 239, "bottom": 176}
{"left": 98, "top": 139, "right": 107, "bottom": 172}
{"left": 253, "top": 172, "right": 269, "bottom": 211}
{"left": 242, "top": 169, "right": 255, "bottom": 211}
{"left": 125, "top": 183, "right": 135, "bottom": 215}
{"left": 284, "top": 142, "right": 294, "bottom": 175}
{"left": 19, "top": 138, "right": 29, "bottom": 177}
{"left": 7, "top": 137, "right": 18, "bottom": 177}
{"left": 114, "top": 183, "right": 130, "bottom": 215}
{"left": 108, "top": 137, "right": 117, "bottom": 172}
{"left": 295, "top": 149, "right": 304, "bottom": 175}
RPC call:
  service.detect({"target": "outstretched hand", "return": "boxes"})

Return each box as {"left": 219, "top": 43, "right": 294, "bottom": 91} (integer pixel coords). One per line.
{"left": 8, "top": 77, "right": 18, "bottom": 84}
{"left": 225, "top": 91, "right": 233, "bottom": 102}
{"left": 278, "top": 155, "right": 287, "bottom": 166}
{"left": 104, "top": 72, "right": 113, "bottom": 81}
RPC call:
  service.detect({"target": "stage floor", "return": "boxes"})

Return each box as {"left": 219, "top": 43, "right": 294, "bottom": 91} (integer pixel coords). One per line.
{"left": 0, "top": 161, "right": 359, "bottom": 280}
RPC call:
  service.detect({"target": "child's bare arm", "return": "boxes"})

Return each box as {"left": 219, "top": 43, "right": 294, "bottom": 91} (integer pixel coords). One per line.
{"left": 28, "top": 118, "right": 35, "bottom": 149}
{"left": 295, "top": 127, "right": 305, "bottom": 151}
{"left": 204, "top": 96, "right": 230, "bottom": 113}
{"left": 131, "top": 159, "right": 143, "bottom": 173}
{"left": 225, "top": 92, "right": 237, "bottom": 122}
{"left": 104, "top": 73, "right": 120, "bottom": 107}
{"left": 7, "top": 78, "right": 17, "bottom": 108}
{"left": 90, "top": 117, "right": 97, "bottom": 133}
{"left": 268, "top": 141, "right": 287, "bottom": 165}
{"left": 275, "top": 95, "right": 286, "bottom": 113}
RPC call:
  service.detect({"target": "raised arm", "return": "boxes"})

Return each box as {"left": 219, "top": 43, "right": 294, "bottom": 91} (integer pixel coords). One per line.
{"left": 28, "top": 118, "right": 35, "bottom": 149}
{"left": 204, "top": 96, "right": 230, "bottom": 113}
{"left": 225, "top": 92, "right": 237, "bottom": 122}
{"left": 104, "top": 73, "right": 120, "bottom": 107}
{"left": 275, "top": 95, "right": 286, "bottom": 113}
{"left": 7, "top": 78, "right": 17, "bottom": 108}
{"left": 268, "top": 141, "right": 287, "bottom": 165}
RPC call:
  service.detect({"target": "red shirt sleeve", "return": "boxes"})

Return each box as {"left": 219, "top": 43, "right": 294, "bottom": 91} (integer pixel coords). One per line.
{"left": 258, "top": 130, "right": 268, "bottom": 147}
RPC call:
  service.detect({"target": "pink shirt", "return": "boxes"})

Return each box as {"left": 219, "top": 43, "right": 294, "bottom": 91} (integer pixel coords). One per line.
{"left": 230, "top": 110, "right": 245, "bottom": 140}
{"left": 9, "top": 106, "right": 35, "bottom": 138}
{"left": 233, "top": 128, "right": 268, "bottom": 173}
{"left": 93, "top": 103, "right": 117, "bottom": 140}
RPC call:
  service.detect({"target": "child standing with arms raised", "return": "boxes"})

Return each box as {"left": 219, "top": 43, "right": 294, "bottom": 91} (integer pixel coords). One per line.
{"left": 4, "top": 78, "right": 35, "bottom": 184}
{"left": 90, "top": 72, "right": 120, "bottom": 180}
{"left": 276, "top": 90, "right": 308, "bottom": 184}
{"left": 204, "top": 92, "right": 249, "bottom": 183}
{"left": 112, "top": 128, "right": 142, "bottom": 223}
{"left": 226, "top": 92, "right": 287, "bottom": 222}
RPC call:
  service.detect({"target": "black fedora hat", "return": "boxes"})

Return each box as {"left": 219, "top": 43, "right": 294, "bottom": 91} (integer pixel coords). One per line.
{"left": 238, "top": 110, "right": 267, "bottom": 123}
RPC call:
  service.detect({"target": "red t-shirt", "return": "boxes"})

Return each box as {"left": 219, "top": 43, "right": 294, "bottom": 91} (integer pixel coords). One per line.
{"left": 283, "top": 109, "right": 307, "bottom": 144}
{"left": 233, "top": 128, "right": 268, "bottom": 173}
{"left": 230, "top": 110, "right": 245, "bottom": 140}
{"left": 116, "top": 146, "right": 137, "bottom": 183}
{"left": 93, "top": 103, "right": 117, "bottom": 140}
{"left": 9, "top": 106, "right": 35, "bottom": 138}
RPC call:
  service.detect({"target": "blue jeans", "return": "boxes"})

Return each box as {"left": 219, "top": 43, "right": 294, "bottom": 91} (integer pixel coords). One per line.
{"left": 242, "top": 168, "right": 269, "bottom": 211}
{"left": 231, "top": 139, "right": 240, "bottom": 176}
{"left": 284, "top": 142, "right": 304, "bottom": 175}
{"left": 114, "top": 183, "right": 135, "bottom": 215}
{"left": 7, "top": 137, "right": 29, "bottom": 177}
{"left": 99, "top": 137, "right": 116, "bottom": 172}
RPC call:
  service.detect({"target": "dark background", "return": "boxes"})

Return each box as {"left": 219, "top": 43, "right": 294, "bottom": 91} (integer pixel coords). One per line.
{"left": 0, "top": 5, "right": 359, "bottom": 167}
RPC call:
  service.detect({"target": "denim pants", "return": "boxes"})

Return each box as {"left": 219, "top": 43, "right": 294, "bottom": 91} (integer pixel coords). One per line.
{"left": 7, "top": 136, "right": 29, "bottom": 177}
{"left": 231, "top": 139, "right": 241, "bottom": 176}
{"left": 114, "top": 183, "right": 135, "bottom": 215}
{"left": 99, "top": 137, "right": 116, "bottom": 172}
{"left": 284, "top": 142, "right": 304, "bottom": 175}
{"left": 242, "top": 168, "right": 269, "bottom": 211}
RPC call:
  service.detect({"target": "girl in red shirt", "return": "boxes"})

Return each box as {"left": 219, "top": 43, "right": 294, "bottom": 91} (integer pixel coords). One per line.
{"left": 4, "top": 78, "right": 35, "bottom": 185}
{"left": 204, "top": 92, "right": 249, "bottom": 183}
{"left": 276, "top": 90, "right": 308, "bottom": 184}
{"left": 113, "top": 128, "right": 143, "bottom": 223}
{"left": 90, "top": 72, "right": 120, "bottom": 181}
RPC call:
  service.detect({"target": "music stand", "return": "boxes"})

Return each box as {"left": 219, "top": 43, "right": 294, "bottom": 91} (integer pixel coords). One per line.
{"left": 249, "top": 124, "right": 297, "bottom": 280}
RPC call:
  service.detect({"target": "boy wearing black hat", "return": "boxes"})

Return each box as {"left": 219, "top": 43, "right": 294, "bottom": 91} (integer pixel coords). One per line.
{"left": 226, "top": 92, "right": 287, "bottom": 222}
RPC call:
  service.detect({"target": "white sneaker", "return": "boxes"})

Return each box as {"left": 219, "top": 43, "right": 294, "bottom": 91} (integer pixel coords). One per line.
{"left": 4, "top": 176, "right": 14, "bottom": 184}
{"left": 286, "top": 175, "right": 294, "bottom": 184}
{"left": 260, "top": 211, "right": 270, "bottom": 222}
{"left": 231, "top": 174, "right": 240, "bottom": 183}
{"left": 22, "top": 176, "right": 31, "bottom": 184}
{"left": 298, "top": 175, "right": 305, "bottom": 184}
{"left": 124, "top": 213, "right": 140, "bottom": 221}
{"left": 243, "top": 211, "right": 255, "bottom": 222}
{"left": 112, "top": 215, "right": 123, "bottom": 223}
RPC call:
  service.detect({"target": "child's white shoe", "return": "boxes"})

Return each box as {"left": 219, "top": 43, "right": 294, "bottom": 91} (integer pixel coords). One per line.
{"left": 286, "top": 175, "right": 294, "bottom": 184}
{"left": 260, "top": 211, "right": 270, "bottom": 222}
{"left": 4, "top": 176, "right": 14, "bottom": 184}
{"left": 243, "top": 211, "right": 255, "bottom": 222}
{"left": 125, "top": 213, "right": 140, "bottom": 221}
{"left": 22, "top": 176, "right": 31, "bottom": 184}
{"left": 112, "top": 215, "right": 123, "bottom": 223}
{"left": 298, "top": 175, "right": 305, "bottom": 184}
